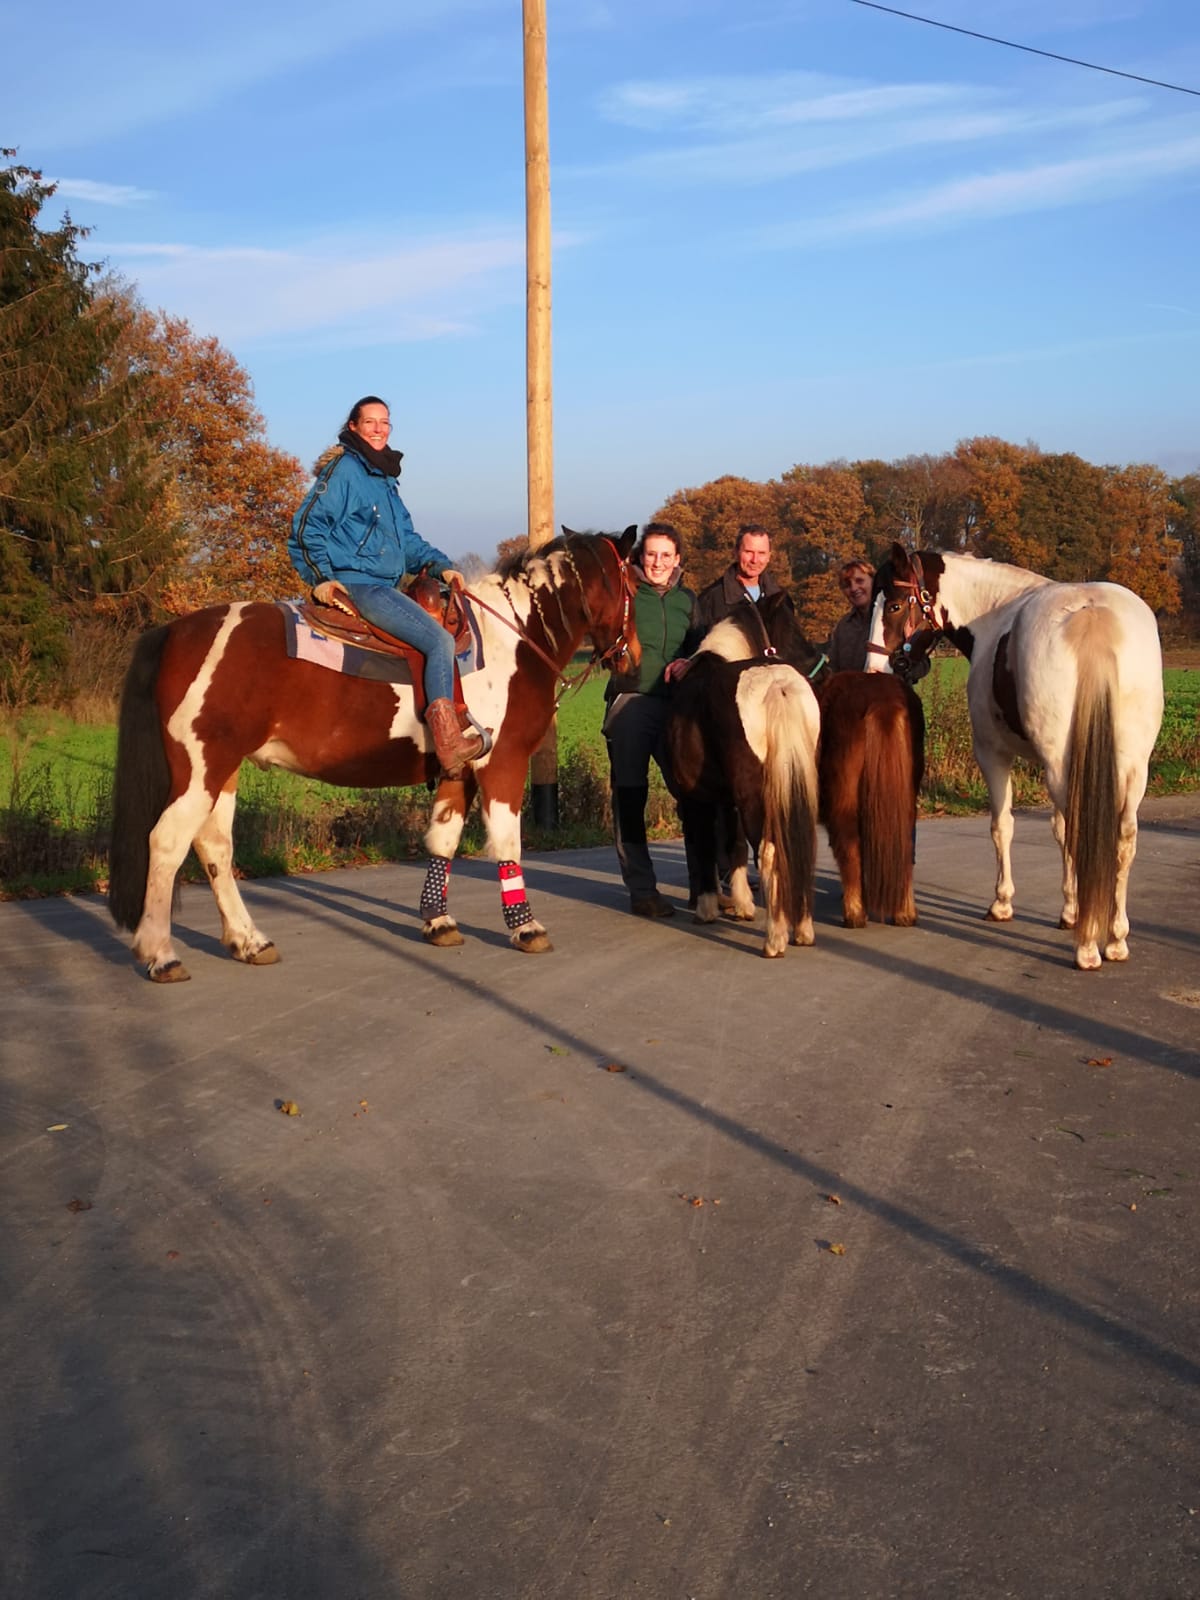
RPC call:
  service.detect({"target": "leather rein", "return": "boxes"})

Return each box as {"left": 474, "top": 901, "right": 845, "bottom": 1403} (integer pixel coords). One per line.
{"left": 461, "top": 536, "right": 636, "bottom": 704}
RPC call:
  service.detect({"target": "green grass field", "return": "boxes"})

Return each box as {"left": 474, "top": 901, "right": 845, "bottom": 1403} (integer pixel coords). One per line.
{"left": 2, "top": 657, "right": 1197, "bottom": 898}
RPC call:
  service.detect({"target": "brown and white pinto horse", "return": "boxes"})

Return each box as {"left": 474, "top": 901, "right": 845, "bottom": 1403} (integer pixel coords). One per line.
{"left": 867, "top": 543, "right": 1164, "bottom": 969}
{"left": 667, "top": 613, "right": 821, "bottom": 957}
{"left": 725, "top": 593, "right": 925, "bottom": 927}
{"left": 109, "top": 528, "right": 640, "bottom": 980}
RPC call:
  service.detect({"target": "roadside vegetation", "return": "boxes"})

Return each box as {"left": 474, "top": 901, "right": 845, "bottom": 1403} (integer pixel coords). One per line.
{"left": 2, "top": 655, "right": 1197, "bottom": 900}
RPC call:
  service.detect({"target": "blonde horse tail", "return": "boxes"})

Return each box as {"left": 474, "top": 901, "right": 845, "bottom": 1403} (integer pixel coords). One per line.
{"left": 109, "top": 625, "right": 173, "bottom": 932}
{"left": 760, "top": 674, "right": 819, "bottom": 931}
{"left": 861, "top": 698, "right": 916, "bottom": 922}
{"left": 1065, "top": 633, "right": 1119, "bottom": 954}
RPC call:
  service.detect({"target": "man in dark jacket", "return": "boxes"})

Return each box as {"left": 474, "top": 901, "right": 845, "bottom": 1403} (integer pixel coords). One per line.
{"left": 603, "top": 523, "right": 696, "bottom": 918}
{"left": 693, "top": 524, "right": 782, "bottom": 632}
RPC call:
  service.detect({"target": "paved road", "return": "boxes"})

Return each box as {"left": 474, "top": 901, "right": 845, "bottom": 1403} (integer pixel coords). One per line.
{"left": 3, "top": 800, "right": 1198, "bottom": 1600}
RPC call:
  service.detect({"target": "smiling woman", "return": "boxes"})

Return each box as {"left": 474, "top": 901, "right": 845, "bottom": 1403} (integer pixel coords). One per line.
{"left": 288, "top": 395, "right": 483, "bottom": 777}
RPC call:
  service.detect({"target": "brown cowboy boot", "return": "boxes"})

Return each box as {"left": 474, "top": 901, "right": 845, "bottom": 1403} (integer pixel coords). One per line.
{"left": 425, "top": 698, "right": 485, "bottom": 778}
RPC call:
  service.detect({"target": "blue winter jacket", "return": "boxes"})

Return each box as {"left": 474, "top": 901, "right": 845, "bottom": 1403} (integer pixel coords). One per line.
{"left": 289, "top": 447, "right": 452, "bottom": 589}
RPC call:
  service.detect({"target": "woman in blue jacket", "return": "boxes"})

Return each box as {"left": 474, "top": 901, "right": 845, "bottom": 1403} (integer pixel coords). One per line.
{"left": 289, "top": 396, "right": 482, "bottom": 775}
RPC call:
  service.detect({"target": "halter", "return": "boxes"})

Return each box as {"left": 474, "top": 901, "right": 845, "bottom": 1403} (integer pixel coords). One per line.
{"left": 461, "top": 535, "right": 635, "bottom": 704}
{"left": 865, "top": 550, "right": 944, "bottom": 664}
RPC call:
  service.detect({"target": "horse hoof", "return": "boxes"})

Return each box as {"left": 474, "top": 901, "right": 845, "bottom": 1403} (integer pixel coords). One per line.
{"left": 147, "top": 959, "right": 190, "bottom": 983}
{"left": 1058, "top": 914, "right": 1077, "bottom": 931}
{"left": 761, "top": 945, "right": 786, "bottom": 959}
{"left": 986, "top": 906, "right": 1014, "bottom": 923}
{"left": 513, "top": 929, "right": 553, "bottom": 954}
{"left": 1074, "top": 945, "right": 1103, "bottom": 971}
{"left": 1103, "top": 940, "right": 1129, "bottom": 962}
{"left": 242, "top": 942, "right": 280, "bottom": 966}
{"left": 423, "top": 921, "right": 465, "bottom": 948}
{"left": 842, "top": 912, "right": 867, "bottom": 929}
{"left": 894, "top": 911, "right": 918, "bottom": 927}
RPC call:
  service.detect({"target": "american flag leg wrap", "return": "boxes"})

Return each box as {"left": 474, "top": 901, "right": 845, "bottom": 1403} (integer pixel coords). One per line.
{"left": 420, "top": 856, "right": 452, "bottom": 919}
{"left": 498, "top": 860, "right": 534, "bottom": 929}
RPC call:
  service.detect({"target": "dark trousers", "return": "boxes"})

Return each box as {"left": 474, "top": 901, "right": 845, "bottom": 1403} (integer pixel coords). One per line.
{"left": 603, "top": 692, "right": 699, "bottom": 899}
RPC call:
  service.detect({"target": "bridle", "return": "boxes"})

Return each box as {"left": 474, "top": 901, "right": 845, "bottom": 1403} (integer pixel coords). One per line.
{"left": 865, "top": 551, "right": 944, "bottom": 666}
{"left": 461, "top": 535, "right": 636, "bottom": 703}
{"left": 746, "top": 598, "right": 829, "bottom": 682}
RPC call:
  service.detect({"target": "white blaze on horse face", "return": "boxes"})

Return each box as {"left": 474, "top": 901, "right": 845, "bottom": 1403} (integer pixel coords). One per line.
{"left": 864, "top": 592, "right": 890, "bottom": 673}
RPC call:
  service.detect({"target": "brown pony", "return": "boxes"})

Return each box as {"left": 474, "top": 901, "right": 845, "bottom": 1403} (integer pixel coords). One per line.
{"left": 109, "top": 528, "right": 640, "bottom": 980}
{"left": 715, "top": 593, "right": 925, "bottom": 927}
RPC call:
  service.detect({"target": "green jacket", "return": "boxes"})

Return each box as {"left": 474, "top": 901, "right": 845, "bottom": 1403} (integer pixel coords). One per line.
{"left": 608, "top": 572, "right": 696, "bottom": 699}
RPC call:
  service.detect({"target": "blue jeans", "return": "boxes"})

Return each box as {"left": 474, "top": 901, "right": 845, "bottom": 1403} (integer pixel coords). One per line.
{"left": 345, "top": 582, "right": 454, "bottom": 704}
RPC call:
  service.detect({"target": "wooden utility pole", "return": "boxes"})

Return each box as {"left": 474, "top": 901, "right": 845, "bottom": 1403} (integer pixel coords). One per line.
{"left": 524, "top": 0, "right": 558, "bottom": 827}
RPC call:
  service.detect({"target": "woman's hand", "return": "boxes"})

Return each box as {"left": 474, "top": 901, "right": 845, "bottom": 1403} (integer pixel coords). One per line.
{"left": 313, "top": 579, "right": 353, "bottom": 612}
{"left": 442, "top": 568, "right": 466, "bottom": 590}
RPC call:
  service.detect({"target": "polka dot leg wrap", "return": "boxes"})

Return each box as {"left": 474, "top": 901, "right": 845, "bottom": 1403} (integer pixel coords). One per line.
{"left": 498, "top": 860, "right": 535, "bottom": 930}
{"left": 420, "top": 856, "right": 452, "bottom": 919}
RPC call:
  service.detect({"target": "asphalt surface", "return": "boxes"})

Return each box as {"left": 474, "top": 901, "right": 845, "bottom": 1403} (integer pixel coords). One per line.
{"left": 3, "top": 798, "right": 1198, "bottom": 1600}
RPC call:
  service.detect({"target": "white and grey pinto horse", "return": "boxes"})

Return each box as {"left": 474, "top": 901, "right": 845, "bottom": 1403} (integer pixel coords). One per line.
{"left": 867, "top": 543, "right": 1163, "bottom": 970}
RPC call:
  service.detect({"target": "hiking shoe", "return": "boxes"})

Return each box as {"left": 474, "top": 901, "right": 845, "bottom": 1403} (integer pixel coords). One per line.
{"left": 630, "top": 892, "right": 675, "bottom": 919}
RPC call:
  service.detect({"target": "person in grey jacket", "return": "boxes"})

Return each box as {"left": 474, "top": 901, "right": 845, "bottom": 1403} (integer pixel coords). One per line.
{"left": 289, "top": 395, "right": 481, "bottom": 775}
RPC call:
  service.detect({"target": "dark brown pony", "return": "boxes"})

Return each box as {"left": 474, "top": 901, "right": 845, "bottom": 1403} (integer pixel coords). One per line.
{"left": 667, "top": 617, "right": 821, "bottom": 957}
{"left": 711, "top": 593, "right": 925, "bottom": 927}
{"left": 109, "top": 528, "right": 640, "bottom": 980}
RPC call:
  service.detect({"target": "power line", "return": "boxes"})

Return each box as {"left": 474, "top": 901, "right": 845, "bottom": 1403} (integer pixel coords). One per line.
{"left": 848, "top": 0, "right": 1200, "bottom": 98}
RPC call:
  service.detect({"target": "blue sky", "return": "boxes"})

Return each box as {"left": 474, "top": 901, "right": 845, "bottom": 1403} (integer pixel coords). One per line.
{"left": 10, "top": 0, "right": 1200, "bottom": 558}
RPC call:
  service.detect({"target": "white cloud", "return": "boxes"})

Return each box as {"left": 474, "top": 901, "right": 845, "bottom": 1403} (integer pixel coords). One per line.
{"left": 94, "top": 225, "right": 581, "bottom": 348}
{"left": 763, "top": 131, "right": 1200, "bottom": 244}
{"left": 49, "top": 178, "right": 156, "bottom": 208}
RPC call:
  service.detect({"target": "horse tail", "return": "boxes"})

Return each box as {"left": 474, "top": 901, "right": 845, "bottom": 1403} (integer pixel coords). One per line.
{"left": 861, "top": 697, "right": 916, "bottom": 922}
{"left": 109, "top": 625, "right": 173, "bottom": 931}
{"left": 1065, "top": 625, "right": 1119, "bottom": 953}
{"left": 759, "top": 672, "right": 819, "bottom": 929}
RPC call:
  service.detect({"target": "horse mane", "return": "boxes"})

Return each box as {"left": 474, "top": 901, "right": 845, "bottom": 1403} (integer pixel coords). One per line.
{"left": 495, "top": 526, "right": 634, "bottom": 585}
{"left": 698, "top": 610, "right": 763, "bottom": 663}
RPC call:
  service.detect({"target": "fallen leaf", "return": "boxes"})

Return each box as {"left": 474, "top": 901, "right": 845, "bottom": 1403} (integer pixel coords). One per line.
{"left": 828, "top": 1242, "right": 846, "bottom": 1256}
{"left": 1129, "top": 1202, "right": 1138, "bottom": 1212}
{"left": 166, "top": 1250, "right": 180, "bottom": 1261}
{"left": 1053, "top": 1124, "right": 1085, "bottom": 1142}
{"left": 278, "top": 1100, "right": 301, "bottom": 1117}
{"left": 66, "top": 1198, "right": 92, "bottom": 1213}
{"left": 46, "top": 1124, "right": 68, "bottom": 1132}
{"left": 546, "top": 1045, "right": 570, "bottom": 1056}
{"left": 603, "top": 1061, "right": 627, "bottom": 1073}
{"left": 825, "top": 1193, "right": 843, "bottom": 1206}
{"left": 1085, "top": 1057, "right": 1113, "bottom": 1068}
{"left": 359, "top": 1099, "right": 369, "bottom": 1111}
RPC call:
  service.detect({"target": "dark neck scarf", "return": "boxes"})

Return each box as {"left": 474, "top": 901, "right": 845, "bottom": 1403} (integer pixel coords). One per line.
{"left": 339, "top": 427, "right": 404, "bottom": 478}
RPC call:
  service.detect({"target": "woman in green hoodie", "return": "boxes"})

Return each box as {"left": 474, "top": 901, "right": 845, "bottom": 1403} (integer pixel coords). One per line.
{"left": 602, "top": 523, "right": 698, "bottom": 917}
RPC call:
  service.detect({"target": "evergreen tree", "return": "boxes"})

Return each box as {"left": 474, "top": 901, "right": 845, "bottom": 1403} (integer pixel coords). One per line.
{"left": 0, "top": 154, "right": 167, "bottom": 686}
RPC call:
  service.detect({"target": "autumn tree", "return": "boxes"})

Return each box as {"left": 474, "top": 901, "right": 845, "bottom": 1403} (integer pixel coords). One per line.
{"left": 775, "top": 463, "right": 868, "bottom": 636}
{"left": 1016, "top": 452, "right": 1107, "bottom": 581}
{"left": 953, "top": 436, "right": 1038, "bottom": 561}
{"left": 1168, "top": 474, "right": 1200, "bottom": 618}
{"left": 1101, "top": 463, "right": 1181, "bottom": 613}
{"left": 653, "top": 475, "right": 782, "bottom": 593}
{"left": 853, "top": 453, "right": 972, "bottom": 558}
{"left": 102, "top": 291, "right": 306, "bottom": 611}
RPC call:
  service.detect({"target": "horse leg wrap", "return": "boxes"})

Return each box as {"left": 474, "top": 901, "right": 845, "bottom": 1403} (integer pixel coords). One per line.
{"left": 420, "top": 856, "right": 453, "bottom": 919}
{"left": 498, "top": 860, "right": 535, "bottom": 930}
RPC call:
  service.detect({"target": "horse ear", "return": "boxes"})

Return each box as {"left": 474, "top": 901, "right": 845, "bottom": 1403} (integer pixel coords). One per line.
{"left": 561, "top": 524, "right": 579, "bottom": 539}
{"left": 617, "top": 525, "right": 638, "bottom": 556}
{"left": 891, "top": 540, "right": 913, "bottom": 575}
